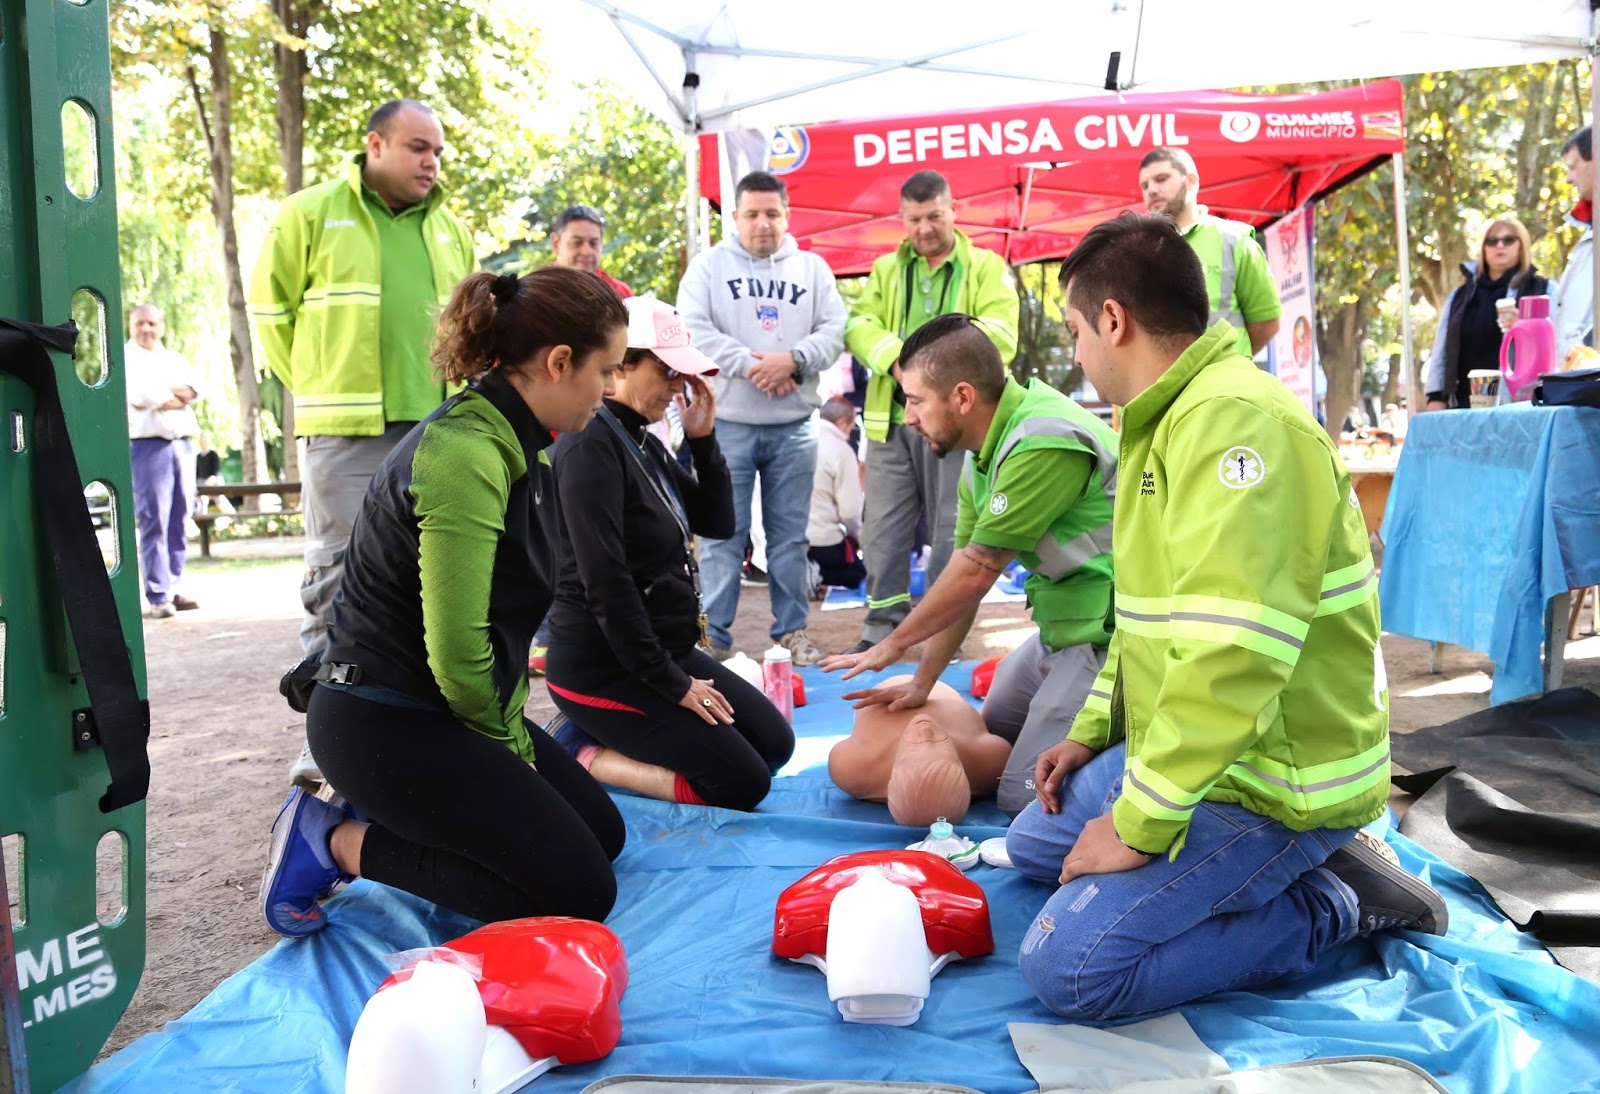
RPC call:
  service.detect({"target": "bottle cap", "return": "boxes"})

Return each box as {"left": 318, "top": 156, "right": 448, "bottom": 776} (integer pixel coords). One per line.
{"left": 764, "top": 645, "right": 792, "bottom": 662}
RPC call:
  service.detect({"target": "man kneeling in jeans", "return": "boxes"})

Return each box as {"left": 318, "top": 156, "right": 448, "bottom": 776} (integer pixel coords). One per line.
{"left": 1007, "top": 212, "right": 1446, "bottom": 1021}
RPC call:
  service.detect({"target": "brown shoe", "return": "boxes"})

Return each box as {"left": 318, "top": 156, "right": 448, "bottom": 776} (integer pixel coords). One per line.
{"left": 172, "top": 595, "right": 200, "bottom": 611}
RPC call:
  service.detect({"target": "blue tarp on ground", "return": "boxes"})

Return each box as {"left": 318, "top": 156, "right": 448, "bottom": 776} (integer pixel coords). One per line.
{"left": 71, "top": 664, "right": 1600, "bottom": 1093}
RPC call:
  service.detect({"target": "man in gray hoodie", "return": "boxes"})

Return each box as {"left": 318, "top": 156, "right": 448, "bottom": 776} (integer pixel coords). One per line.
{"left": 678, "top": 170, "right": 847, "bottom": 664}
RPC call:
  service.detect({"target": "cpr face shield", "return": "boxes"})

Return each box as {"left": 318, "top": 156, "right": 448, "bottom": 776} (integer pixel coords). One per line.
{"left": 772, "top": 850, "right": 993, "bottom": 1026}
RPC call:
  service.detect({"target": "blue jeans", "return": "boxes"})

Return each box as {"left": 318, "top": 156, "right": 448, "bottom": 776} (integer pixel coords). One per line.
{"left": 700, "top": 418, "right": 817, "bottom": 648}
{"left": 1008, "top": 742, "right": 1360, "bottom": 1021}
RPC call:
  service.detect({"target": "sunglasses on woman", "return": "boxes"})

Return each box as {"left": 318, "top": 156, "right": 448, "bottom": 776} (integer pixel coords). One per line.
{"left": 1484, "top": 235, "right": 1518, "bottom": 247}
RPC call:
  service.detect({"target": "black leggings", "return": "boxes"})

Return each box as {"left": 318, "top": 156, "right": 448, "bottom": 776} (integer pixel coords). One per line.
{"left": 545, "top": 648, "right": 794, "bottom": 812}
{"left": 306, "top": 684, "right": 625, "bottom": 924}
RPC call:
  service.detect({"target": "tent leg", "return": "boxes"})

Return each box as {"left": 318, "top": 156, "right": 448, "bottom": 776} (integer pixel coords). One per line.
{"left": 1392, "top": 151, "right": 1417, "bottom": 413}
{"left": 684, "top": 60, "right": 701, "bottom": 263}
{"left": 1591, "top": 49, "right": 1599, "bottom": 348}
{"left": 684, "top": 133, "right": 700, "bottom": 262}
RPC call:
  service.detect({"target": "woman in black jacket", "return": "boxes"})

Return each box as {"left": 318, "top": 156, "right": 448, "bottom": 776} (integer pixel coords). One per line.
{"left": 1425, "top": 217, "right": 1550, "bottom": 409}
{"left": 545, "top": 299, "right": 794, "bottom": 811}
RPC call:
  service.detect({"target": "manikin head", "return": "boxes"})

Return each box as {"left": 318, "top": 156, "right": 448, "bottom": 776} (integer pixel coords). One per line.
{"left": 885, "top": 716, "right": 972, "bottom": 827}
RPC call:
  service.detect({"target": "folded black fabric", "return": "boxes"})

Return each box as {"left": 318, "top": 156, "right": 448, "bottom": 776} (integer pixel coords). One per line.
{"left": 1393, "top": 687, "right": 1600, "bottom": 983}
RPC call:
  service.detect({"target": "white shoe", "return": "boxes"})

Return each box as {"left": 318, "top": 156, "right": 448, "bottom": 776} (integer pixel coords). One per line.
{"left": 289, "top": 741, "right": 324, "bottom": 793}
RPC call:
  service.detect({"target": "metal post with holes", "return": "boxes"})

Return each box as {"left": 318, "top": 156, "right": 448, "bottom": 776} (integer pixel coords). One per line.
{"left": 0, "top": 0, "right": 148, "bottom": 1088}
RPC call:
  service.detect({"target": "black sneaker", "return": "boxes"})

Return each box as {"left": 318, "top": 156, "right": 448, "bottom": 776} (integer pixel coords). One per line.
{"left": 843, "top": 639, "right": 874, "bottom": 656}
{"left": 1323, "top": 830, "right": 1449, "bottom": 937}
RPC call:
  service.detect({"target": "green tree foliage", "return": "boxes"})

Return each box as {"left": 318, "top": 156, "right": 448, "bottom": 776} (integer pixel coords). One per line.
{"left": 1292, "top": 63, "right": 1589, "bottom": 433}
{"left": 492, "top": 84, "right": 689, "bottom": 299}
{"left": 109, "top": 0, "right": 546, "bottom": 476}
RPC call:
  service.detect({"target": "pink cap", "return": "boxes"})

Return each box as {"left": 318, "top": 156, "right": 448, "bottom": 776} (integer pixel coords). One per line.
{"left": 625, "top": 298, "right": 720, "bottom": 376}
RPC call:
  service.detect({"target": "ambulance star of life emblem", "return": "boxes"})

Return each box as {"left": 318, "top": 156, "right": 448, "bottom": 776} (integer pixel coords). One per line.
{"left": 1218, "top": 446, "right": 1265, "bottom": 489}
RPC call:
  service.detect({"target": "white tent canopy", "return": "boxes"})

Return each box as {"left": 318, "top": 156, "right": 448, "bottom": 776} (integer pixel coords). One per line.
{"left": 551, "top": 0, "right": 1596, "bottom": 133}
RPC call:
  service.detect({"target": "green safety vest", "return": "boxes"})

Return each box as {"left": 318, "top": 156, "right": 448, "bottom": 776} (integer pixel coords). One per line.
{"left": 248, "top": 157, "right": 476, "bottom": 436}
{"left": 1068, "top": 323, "right": 1389, "bottom": 858}
{"left": 961, "top": 378, "right": 1117, "bottom": 651}
{"left": 1183, "top": 215, "right": 1256, "bottom": 357}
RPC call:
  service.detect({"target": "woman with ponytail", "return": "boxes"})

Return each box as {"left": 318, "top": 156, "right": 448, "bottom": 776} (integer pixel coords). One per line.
{"left": 260, "top": 266, "right": 630, "bottom": 936}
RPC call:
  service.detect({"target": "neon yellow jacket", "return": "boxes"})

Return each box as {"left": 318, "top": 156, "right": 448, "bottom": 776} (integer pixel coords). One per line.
{"left": 248, "top": 157, "right": 476, "bottom": 436}
{"left": 1069, "top": 323, "right": 1389, "bottom": 857}
{"left": 844, "top": 230, "right": 1019, "bottom": 442}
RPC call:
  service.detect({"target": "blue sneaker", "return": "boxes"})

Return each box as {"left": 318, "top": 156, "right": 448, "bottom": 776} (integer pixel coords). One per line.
{"left": 545, "top": 710, "right": 598, "bottom": 758}
{"left": 260, "top": 788, "right": 353, "bottom": 937}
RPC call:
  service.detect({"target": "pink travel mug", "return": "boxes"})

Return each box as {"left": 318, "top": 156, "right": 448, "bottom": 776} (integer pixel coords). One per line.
{"left": 762, "top": 645, "right": 794, "bottom": 723}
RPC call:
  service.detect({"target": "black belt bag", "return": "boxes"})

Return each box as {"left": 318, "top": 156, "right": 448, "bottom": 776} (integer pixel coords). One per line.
{"left": 279, "top": 653, "right": 365, "bottom": 713}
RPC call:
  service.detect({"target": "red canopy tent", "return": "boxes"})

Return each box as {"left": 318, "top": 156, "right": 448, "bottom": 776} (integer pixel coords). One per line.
{"left": 698, "top": 81, "right": 1405, "bottom": 276}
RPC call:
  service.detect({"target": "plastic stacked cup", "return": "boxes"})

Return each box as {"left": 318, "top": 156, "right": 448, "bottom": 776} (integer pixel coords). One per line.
{"left": 763, "top": 645, "right": 795, "bottom": 723}
{"left": 1467, "top": 369, "right": 1500, "bottom": 408}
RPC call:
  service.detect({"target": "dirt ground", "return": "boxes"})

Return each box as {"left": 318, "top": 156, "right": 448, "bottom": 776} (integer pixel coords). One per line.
{"left": 102, "top": 533, "right": 1600, "bottom": 1057}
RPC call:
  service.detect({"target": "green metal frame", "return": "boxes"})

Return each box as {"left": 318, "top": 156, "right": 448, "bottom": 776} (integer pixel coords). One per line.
{"left": 1, "top": 0, "right": 148, "bottom": 1089}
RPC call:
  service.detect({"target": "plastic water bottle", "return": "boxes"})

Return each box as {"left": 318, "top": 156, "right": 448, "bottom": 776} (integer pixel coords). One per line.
{"left": 906, "top": 817, "right": 980, "bottom": 871}
{"left": 763, "top": 645, "right": 794, "bottom": 723}
{"left": 723, "top": 651, "right": 763, "bottom": 689}
{"left": 1499, "top": 294, "right": 1557, "bottom": 401}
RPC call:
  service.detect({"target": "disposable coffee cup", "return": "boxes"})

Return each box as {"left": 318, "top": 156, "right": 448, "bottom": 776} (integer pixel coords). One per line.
{"left": 1467, "top": 369, "right": 1500, "bottom": 408}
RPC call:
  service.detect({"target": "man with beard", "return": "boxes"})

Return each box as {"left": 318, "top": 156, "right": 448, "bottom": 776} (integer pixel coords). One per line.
{"left": 1137, "top": 148, "right": 1280, "bottom": 356}
{"left": 843, "top": 170, "right": 1019, "bottom": 655}
{"left": 822, "top": 314, "right": 1117, "bottom": 816}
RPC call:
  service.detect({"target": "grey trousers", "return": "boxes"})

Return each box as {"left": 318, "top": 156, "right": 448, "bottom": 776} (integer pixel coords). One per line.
{"left": 860, "top": 423, "right": 965, "bottom": 643}
{"left": 298, "top": 424, "right": 413, "bottom": 654}
{"left": 981, "top": 634, "right": 1107, "bottom": 815}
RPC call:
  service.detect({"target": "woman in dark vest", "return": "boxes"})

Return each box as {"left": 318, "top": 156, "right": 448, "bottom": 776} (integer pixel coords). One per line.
{"left": 259, "top": 266, "right": 629, "bottom": 936}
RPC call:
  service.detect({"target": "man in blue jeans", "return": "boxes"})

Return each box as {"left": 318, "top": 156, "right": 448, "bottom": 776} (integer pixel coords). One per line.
{"left": 678, "top": 171, "right": 846, "bottom": 663}
{"left": 1007, "top": 212, "right": 1446, "bottom": 1021}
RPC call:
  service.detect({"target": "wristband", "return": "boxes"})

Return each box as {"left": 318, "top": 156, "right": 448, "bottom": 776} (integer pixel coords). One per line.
{"left": 1114, "top": 827, "right": 1161, "bottom": 857}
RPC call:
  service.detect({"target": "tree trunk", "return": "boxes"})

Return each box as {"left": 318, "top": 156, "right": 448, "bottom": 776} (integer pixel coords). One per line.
{"left": 272, "top": 0, "right": 309, "bottom": 481}
{"left": 1382, "top": 350, "right": 1401, "bottom": 409}
{"left": 189, "top": 27, "right": 266, "bottom": 483}
{"left": 1317, "top": 297, "right": 1368, "bottom": 440}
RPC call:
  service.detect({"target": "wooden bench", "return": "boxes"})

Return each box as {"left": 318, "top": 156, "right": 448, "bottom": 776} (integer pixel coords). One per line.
{"left": 194, "top": 481, "right": 302, "bottom": 558}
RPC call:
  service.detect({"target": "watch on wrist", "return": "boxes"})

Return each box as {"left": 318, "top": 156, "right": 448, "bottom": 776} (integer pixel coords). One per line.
{"left": 1114, "top": 827, "right": 1161, "bottom": 857}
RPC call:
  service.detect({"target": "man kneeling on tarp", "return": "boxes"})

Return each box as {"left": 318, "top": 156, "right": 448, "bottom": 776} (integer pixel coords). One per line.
{"left": 1007, "top": 212, "right": 1447, "bottom": 1021}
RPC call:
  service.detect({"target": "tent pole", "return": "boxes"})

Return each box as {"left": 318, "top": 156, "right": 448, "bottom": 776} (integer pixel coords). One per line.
{"left": 684, "top": 54, "right": 701, "bottom": 262}
{"left": 1391, "top": 151, "right": 1417, "bottom": 413}
{"left": 1591, "top": 42, "right": 1599, "bottom": 349}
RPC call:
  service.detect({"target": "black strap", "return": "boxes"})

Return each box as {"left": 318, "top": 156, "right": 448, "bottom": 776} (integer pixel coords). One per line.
{"left": 0, "top": 317, "right": 151, "bottom": 813}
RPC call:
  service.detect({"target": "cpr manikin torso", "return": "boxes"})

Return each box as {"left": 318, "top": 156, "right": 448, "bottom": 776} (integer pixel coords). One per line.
{"left": 828, "top": 677, "right": 1011, "bottom": 825}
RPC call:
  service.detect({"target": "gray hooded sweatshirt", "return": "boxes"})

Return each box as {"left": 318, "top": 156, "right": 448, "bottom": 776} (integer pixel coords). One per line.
{"left": 676, "top": 232, "right": 847, "bottom": 426}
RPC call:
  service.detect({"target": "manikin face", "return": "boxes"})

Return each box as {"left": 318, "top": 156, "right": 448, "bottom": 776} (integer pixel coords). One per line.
{"left": 1138, "top": 160, "right": 1195, "bottom": 219}
{"left": 901, "top": 194, "right": 956, "bottom": 260}
{"left": 734, "top": 190, "right": 788, "bottom": 258}
{"left": 129, "top": 307, "right": 164, "bottom": 350}
{"left": 364, "top": 107, "right": 445, "bottom": 209}
{"left": 553, "top": 219, "right": 604, "bottom": 272}
{"left": 900, "top": 365, "right": 963, "bottom": 458}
